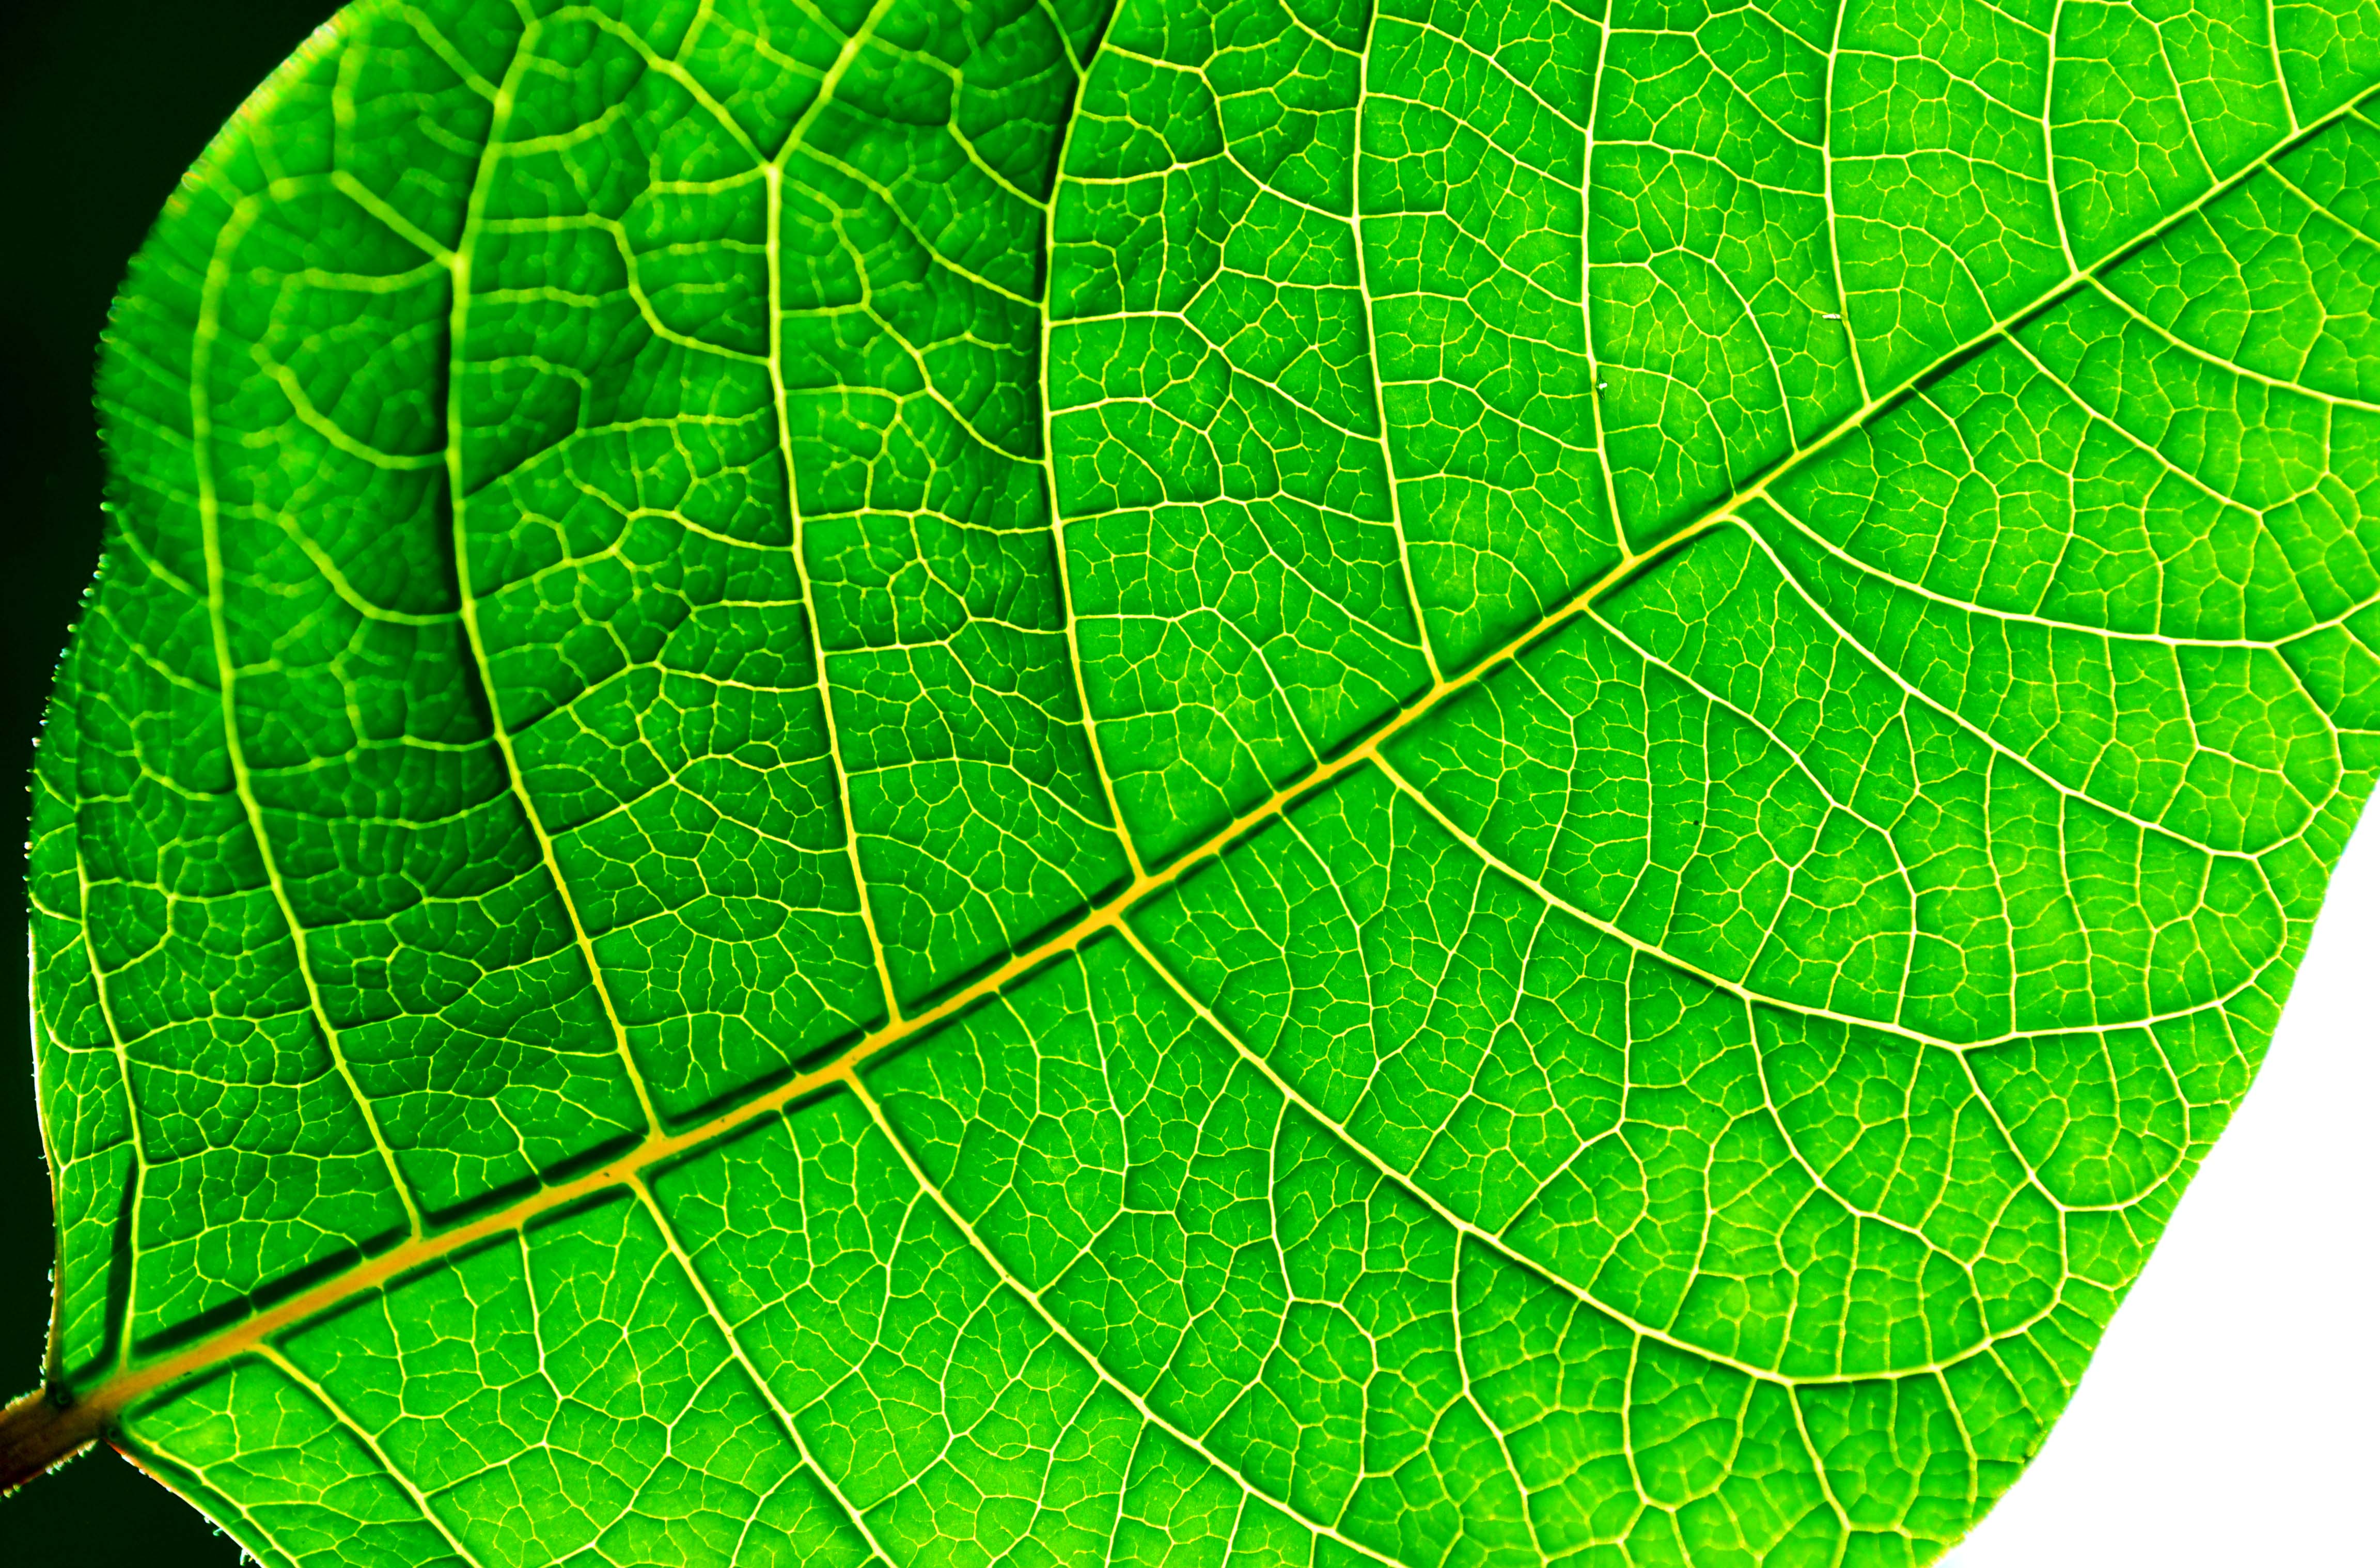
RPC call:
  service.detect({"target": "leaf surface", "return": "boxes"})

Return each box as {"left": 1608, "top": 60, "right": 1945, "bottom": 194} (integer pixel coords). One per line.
{"left": 21, "top": 0, "right": 2380, "bottom": 1562}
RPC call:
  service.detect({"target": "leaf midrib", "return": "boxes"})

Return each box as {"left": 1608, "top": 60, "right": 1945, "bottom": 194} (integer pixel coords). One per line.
{"left": 44, "top": 35, "right": 2372, "bottom": 1449}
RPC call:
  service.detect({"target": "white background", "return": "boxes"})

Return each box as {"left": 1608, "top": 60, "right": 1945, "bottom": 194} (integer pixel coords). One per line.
{"left": 1943, "top": 806, "right": 2380, "bottom": 1562}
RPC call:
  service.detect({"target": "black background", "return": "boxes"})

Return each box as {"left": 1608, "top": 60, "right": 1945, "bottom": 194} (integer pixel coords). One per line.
{"left": 1, "top": 2, "right": 338, "bottom": 1561}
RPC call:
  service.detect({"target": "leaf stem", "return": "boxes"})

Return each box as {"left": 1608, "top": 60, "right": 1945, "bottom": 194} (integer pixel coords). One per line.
{"left": 0, "top": 1384, "right": 115, "bottom": 1495}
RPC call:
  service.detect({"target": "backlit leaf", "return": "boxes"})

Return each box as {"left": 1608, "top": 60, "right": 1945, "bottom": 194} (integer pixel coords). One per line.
{"left": 18, "top": 0, "right": 2380, "bottom": 1562}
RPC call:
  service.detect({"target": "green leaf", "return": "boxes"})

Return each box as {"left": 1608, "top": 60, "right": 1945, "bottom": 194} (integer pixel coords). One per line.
{"left": 17, "top": 0, "right": 2380, "bottom": 1562}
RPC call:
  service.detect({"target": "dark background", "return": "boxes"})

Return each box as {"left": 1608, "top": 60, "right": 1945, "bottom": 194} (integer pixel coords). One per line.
{"left": 1, "top": 2, "right": 336, "bottom": 1560}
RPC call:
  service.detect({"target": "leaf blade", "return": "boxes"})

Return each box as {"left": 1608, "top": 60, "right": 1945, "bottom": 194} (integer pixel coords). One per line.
{"left": 22, "top": 0, "right": 2380, "bottom": 1563}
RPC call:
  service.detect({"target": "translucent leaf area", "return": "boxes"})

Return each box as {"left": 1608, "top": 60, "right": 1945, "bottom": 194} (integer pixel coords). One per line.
{"left": 24, "top": 0, "right": 2380, "bottom": 1562}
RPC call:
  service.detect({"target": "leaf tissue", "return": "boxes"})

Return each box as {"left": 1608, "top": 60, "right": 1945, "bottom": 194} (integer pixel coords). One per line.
{"left": 9, "top": 0, "right": 2380, "bottom": 1562}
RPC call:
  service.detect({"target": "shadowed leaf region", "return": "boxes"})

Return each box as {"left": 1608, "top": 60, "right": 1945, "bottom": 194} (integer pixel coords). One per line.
{"left": 20, "top": 0, "right": 2380, "bottom": 1563}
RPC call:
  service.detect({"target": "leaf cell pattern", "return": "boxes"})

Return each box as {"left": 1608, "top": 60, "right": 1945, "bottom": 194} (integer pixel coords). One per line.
{"left": 22, "top": 0, "right": 2380, "bottom": 1562}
